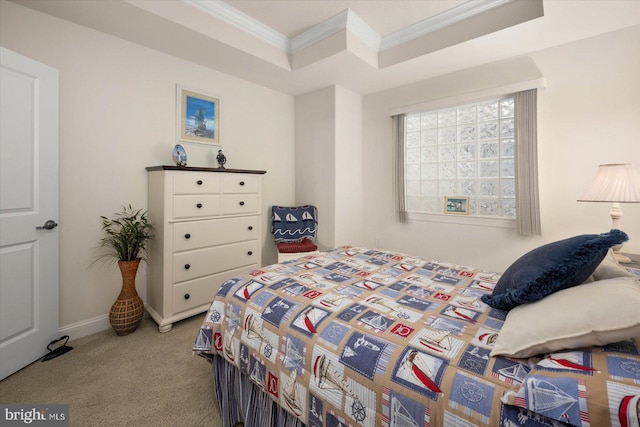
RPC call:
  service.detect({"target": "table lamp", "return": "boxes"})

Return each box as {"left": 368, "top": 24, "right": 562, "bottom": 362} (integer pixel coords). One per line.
{"left": 578, "top": 163, "right": 640, "bottom": 263}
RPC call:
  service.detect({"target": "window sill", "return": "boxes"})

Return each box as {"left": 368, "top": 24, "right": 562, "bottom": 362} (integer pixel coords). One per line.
{"left": 407, "top": 211, "right": 516, "bottom": 229}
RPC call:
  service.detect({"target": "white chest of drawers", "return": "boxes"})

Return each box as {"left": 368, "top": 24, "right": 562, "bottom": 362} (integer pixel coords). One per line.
{"left": 146, "top": 166, "right": 266, "bottom": 332}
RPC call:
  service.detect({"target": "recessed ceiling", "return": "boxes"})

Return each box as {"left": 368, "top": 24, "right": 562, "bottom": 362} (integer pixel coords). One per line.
{"left": 9, "top": 0, "right": 640, "bottom": 96}
{"left": 183, "top": 0, "right": 530, "bottom": 56}
{"left": 224, "top": 0, "right": 468, "bottom": 38}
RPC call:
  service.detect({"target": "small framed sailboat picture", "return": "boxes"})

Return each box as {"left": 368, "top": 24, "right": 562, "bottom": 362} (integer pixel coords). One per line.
{"left": 444, "top": 196, "right": 469, "bottom": 215}
{"left": 176, "top": 85, "right": 220, "bottom": 145}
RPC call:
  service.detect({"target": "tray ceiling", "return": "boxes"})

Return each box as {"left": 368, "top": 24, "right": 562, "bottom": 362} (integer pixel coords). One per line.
{"left": 10, "top": 0, "right": 640, "bottom": 95}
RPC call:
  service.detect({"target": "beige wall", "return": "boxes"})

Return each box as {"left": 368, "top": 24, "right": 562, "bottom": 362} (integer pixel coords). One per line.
{"left": 1, "top": 1, "right": 296, "bottom": 337}
{"left": 295, "top": 85, "right": 364, "bottom": 250}
{"left": 334, "top": 85, "right": 364, "bottom": 247}
{"left": 363, "top": 25, "right": 640, "bottom": 272}
{"left": 295, "top": 87, "right": 336, "bottom": 250}
{"left": 3, "top": 0, "right": 639, "bottom": 338}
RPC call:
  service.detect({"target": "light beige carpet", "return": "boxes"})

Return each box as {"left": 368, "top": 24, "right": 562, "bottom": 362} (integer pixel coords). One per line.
{"left": 0, "top": 314, "right": 222, "bottom": 426}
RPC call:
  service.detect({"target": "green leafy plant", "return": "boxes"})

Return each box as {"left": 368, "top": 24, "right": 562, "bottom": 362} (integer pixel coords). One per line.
{"left": 99, "top": 205, "right": 153, "bottom": 262}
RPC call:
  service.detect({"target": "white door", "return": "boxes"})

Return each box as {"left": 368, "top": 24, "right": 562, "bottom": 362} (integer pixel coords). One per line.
{"left": 0, "top": 48, "right": 59, "bottom": 380}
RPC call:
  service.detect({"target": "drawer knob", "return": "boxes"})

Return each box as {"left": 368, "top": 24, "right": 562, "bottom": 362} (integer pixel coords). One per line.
{"left": 197, "top": 180, "right": 203, "bottom": 185}
{"left": 240, "top": 181, "right": 245, "bottom": 186}
{"left": 184, "top": 293, "right": 190, "bottom": 300}
{"left": 184, "top": 264, "right": 191, "bottom": 270}
{"left": 248, "top": 226, "right": 253, "bottom": 231}
{"left": 239, "top": 201, "right": 245, "bottom": 206}
{"left": 247, "top": 251, "right": 253, "bottom": 256}
{"left": 185, "top": 233, "right": 191, "bottom": 239}
{"left": 196, "top": 203, "right": 202, "bottom": 208}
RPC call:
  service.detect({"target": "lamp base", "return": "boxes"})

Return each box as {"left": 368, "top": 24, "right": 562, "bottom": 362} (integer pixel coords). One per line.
{"left": 609, "top": 206, "right": 629, "bottom": 263}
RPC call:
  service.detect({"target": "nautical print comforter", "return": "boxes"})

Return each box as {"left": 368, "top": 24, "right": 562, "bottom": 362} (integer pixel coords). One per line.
{"left": 193, "top": 246, "right": 640, "bottom": 427}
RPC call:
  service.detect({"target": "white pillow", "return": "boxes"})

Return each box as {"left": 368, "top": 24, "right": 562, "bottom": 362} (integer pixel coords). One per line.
{"left": 584, "top": 248, "right": 633, "bottom": 282}
{"left": 491, "top": 276, "right": 640, "bottom": 358}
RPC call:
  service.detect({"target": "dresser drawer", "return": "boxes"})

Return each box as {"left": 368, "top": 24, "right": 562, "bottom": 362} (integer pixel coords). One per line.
{"left": 174, "top": 173, "right": 221, "bottom": 194}
{"left": 172, "top": 266, "right": 256, "bottom": 314}
{"left": 173, "top": 241, "right": 258, "bottom": 283}
{"left": 221, "top": 174, "right": 258, "bottom": 194}
{"left": 173, "top": 195, "right": 220, "bottom": 219}
{"left": 220, "top": 194, "right": 258, "bottom": 215}
{"left": 174, "top": 216, "right": 259, "bottom": 252}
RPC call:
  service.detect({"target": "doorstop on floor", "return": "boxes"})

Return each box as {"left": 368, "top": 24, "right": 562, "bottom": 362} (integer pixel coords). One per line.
{"left": 42, "top": 335, "right": 73, "bottom": 362}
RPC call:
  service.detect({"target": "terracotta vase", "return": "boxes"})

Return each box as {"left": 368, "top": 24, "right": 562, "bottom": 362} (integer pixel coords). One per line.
{"left": 109, "top": 259, "right": 144, "bottom": 336}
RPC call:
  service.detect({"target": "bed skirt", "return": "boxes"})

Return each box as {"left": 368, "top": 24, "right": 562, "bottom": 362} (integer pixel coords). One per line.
{"left": 213, "top": 355, "right": 306, "bottom": 427}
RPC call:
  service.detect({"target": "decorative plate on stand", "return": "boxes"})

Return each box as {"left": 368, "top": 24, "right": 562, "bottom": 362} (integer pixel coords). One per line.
{"left": 173, "top": 144, "right": 187, "bottom": 167}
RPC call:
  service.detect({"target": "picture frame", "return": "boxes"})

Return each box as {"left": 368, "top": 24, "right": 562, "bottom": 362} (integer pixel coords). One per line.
{"left": 176, "top": 85, "right": 220, "bottom": 145}
{"left": 444, "top": 196, "right": 469, "bottom": 215}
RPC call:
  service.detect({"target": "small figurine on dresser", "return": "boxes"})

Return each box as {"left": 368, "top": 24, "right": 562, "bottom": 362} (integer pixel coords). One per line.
{"left": 216, "top": 149, "right": 227, "bottom": 169}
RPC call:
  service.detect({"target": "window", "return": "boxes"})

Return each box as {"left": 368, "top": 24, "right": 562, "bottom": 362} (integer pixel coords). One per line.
{"left": 404, "top": 96, "right": 516, "bottom": 219}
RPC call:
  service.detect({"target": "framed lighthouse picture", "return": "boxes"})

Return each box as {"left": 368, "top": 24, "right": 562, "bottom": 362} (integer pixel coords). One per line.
{"left": 177, "top": 85, "right": 220, "bottom": 145}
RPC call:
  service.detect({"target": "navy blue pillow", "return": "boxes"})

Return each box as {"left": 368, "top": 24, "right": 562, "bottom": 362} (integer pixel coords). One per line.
{"left": 481, "top": 230, "right": 628, "bottom": 311}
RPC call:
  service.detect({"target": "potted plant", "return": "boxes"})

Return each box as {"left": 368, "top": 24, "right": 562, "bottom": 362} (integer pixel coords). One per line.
{"left": 99, "top": 205, "right": 153, "bottom": 335}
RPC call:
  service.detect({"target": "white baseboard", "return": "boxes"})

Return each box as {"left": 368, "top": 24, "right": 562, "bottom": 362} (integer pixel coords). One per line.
{"left": 58, "top": 314, "right": 111, "bottom": 341}
{"left": 58, "top": 305, "right": 153, "bottom": 340}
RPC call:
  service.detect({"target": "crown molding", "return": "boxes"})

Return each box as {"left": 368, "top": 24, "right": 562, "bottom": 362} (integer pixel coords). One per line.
{"left": 380, "top": 0, "right": 513, "bottom": 51}
{"left": 183, "top": 0, "right": 290, "bottom": 51}
{"left": 290, "top": 9, "right": 349, "bottom": 54}
{"left": 345, "top": 9, "right": 381, "bottom": 51}
{"left": 290, "top": 9, "right": 381, "bottom": 53}
{"left": 184, "top": 0, "right": 515, "bottom": 56}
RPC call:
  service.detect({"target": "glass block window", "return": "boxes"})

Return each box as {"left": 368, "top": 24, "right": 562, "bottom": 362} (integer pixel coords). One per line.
{"left": 405, "top": 96, "right": 516, "bottom": 218}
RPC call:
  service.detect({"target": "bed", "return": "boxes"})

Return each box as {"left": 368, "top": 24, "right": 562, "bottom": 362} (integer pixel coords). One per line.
{"left": 193, "top": 242, "right": 640, "bottom": 427}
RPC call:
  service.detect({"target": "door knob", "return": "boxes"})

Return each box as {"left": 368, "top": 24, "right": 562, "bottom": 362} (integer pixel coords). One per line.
{"left": 36, "top": 220, "right": 58, "bottom": 230}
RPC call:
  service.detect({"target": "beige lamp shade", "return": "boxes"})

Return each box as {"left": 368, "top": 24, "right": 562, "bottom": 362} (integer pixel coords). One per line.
{"left": 578, "top": 163, "right": 640, "bottom": 203}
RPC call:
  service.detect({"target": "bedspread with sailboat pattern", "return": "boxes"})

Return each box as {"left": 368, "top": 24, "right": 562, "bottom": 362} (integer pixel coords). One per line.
{"left": 193, "top": 246, "right": 640, "bottom": 427}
